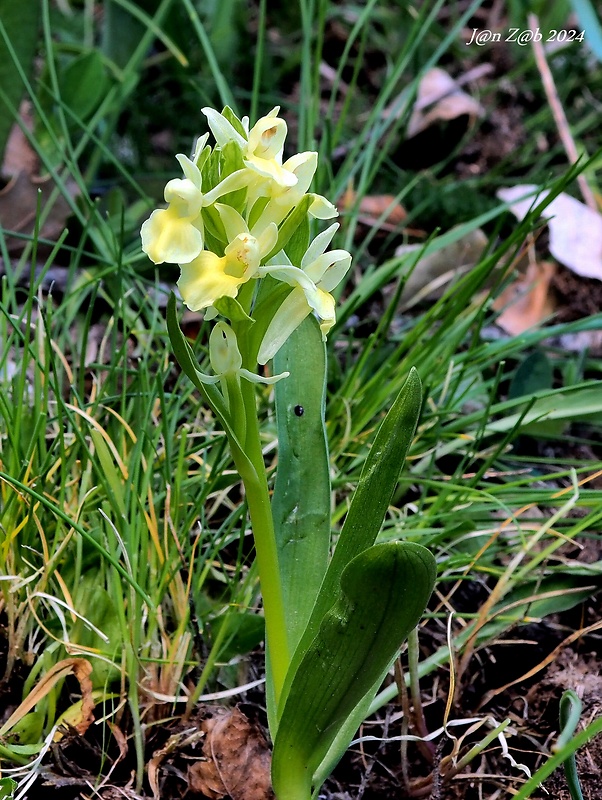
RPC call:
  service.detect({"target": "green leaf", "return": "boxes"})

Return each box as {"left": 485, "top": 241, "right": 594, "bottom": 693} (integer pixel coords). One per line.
{"left": 286, "top": 368, "right": 422, "bottom": 672}
{"left": 0, "top": 0, "right": 40, "bottom": 167}
{"left": 4, "top": 712, "right": 44, "bottom": 745}
{"left": 211, "top": 611, "right": 266, "bottom": 661}
{"left": 272, "top": 315, "right": 330, "bottom": 654}
{"left": 271, "top": 541, "right": 436, "bottom": 800}
{"left": 0, "top": 777, "right": 16, "bottom": 799}
{"left": 221, "top": 105, "right": 247, "bottom": 138}
{"left": 508, "top": 350, "right": 553, "bottom": 400}
{"left": 214, "top": 295, "right": 254, "bottom": 323}
{"left": 59, "top": 50, "right": 108, "bottom": 123}
{"left": 284, "top": 212, "right": 310, "bottom": 266}
{"left": 266, "top": 195, "right": 313, "bottom": 262}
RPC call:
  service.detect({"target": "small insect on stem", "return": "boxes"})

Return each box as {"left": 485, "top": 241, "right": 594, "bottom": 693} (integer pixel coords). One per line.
{"left": 294, "top": 405, "right": 304, "bottom": 417}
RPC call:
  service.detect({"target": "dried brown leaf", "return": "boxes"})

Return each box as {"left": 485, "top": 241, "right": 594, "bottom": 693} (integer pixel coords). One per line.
{"left": 0, "top": 658, "right": 94, "bottom": 738}
{"left": 0, "top": 170, "right": 77, "bottom": 254}
{"left": 394, "top": 226, "right": 488, "bottom": 308}
{"left": 407, "top": 67, "right": 484, "bottom": 138}
{"left": 493, "top": 260, "right": 556, "bottom": 335}
{"left": 3, "top": 117, "right": 38, "bottom": 177}
{"left": 188, "top": 707, "right": 274, "bottom": 800}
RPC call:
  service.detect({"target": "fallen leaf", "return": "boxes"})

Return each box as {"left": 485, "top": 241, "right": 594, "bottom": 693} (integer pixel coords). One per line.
{"left": 493, "top": 260, "right": 556, "bottom": 335}
{"left": 498, "top": 185, "right": 602, "bottom": 280}
{"left": 341, "top": 185, "right": 410, "bottom": 234}
{"left": 0, "top": 170, "right": 78, "bottom": 254}
{"left": 188, "top": 707, "right": 274, "bottom": 800}
{"left": 347, "top": 191, "right": 406, "bottom": 225}
{"left": 2, "top": 101, "right": 38, "bottom": 178}
{"left": 393, "top": 226, "right": 488, "bottom": 308}
{"left": 407, "top": 67, "right": 484, "bottom": 138}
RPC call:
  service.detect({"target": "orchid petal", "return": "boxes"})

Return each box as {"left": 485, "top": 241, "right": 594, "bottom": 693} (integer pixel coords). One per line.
{"left": 209, "top": 322, "right": 243, "bottom": 374}
{"left": 256, "top": 222, "right": 278, "bottom": 256}
{"left": 304, "top": 286, "right": 336, "bottom": 336}
{"left": 163, "top": 178, "right": 204, "bottom": 214}
{"left": 258, "top": 265, "right": 317, "bottom": 294}
{"left": 193, "top": 370, "right": 220, "bottom": 385}
{"left": 175, "top": 154, "right": 202, "bottom": 187}
{"left": 244, "top": 156, "right": 298, "bottom": 187}
{"left": 281, "top": 152, "right": 318, "bottom": 195}
{"left": 316, "top": 252, "right": 352, "bottom": 292}
{"left": 141, "top": 207, "right": 204, "bottom": 265}
{"left": 304, "top": 249, "right": 351, "bottom": 284}
{"left": 202, "top": 169, "right": 254, "bottom": 205}
{"left": 247, "top": 115, "right": 287, "bottom": 160}
{"left": 239, "top": 368, "right": 290, "bottom": 384}
{"left": 309, "top": 194, "right": 338, "bottom": 219}
{"left": 202, "top": 107, "right": 246, "bottom": 149}
{"left": 178, "top": 251, "right": 242, "bottom": 311}
{"left": 301, "top": 223, "right": 339, "bottom": 269}
{"left": 215, "top": 204, "right": 248, "bottom": 242}
{"left": 257, "top": 288, "right": 312, "bottom": 364}
{"left": 192, "top": 133, "right": 210, "bottom": 164}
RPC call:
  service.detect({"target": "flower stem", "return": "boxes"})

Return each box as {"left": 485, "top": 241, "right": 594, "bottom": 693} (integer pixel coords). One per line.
{"left": 235, "top": 377, "right": 290, "bottom": 706}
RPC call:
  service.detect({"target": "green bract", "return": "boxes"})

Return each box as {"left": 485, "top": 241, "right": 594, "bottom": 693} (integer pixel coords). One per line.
{"left": 149, "top": 107, "right": 436, "bottom": 800}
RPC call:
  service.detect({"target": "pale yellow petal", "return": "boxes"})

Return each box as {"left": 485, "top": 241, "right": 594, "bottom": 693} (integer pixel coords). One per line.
{"left": 223, "top": 233, "right": 262, "bottom": 280}
{"left": 178, "top": 252, "right": 242, "bottom": 311}
{"left": 244, "top": 156, "right": 297, "bottom": 188}
{"left": 257, "top": 288, "right": 311, "bottom": 364}
{"left": 304, "top": 286, "right": 336, "bottom": 337}
{"left": 141, "top": 207, "right": 203, "bottom": 265}
{"left": 247, "top": 116, "right": 287, "bottom": 160}
{"left": 209, "top": 322, "right": 242, "bottom": 374}
{"left": 309, "top": 194, "right": 338, "bottom": 219}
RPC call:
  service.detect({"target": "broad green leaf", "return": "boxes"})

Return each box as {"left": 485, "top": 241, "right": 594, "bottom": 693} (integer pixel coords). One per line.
{"left": 4, "top": 711, "right": 44, "bottom": 745}
{"left": 211, "top": 611, "right": 266, "bottom": 662}
{"left": 272, "top": 315, "right": 330, "bottom": 654}
{"left": 283, "top": 367, "right": 422, "bottom": 684}
{"left": 59, "top": 50, "right": 108, "bottom": 123}
{"left": 0, "top": 0, "right": 40, "bottom": 167}
{"left": 271, "top": 542, "right": 436, "bottom": 800}
{"left": 508, "top": 350, "right": 552, "bottom": 400}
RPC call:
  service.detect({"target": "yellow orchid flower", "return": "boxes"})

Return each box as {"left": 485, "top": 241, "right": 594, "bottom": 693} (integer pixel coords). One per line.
{"left": 202, "top": 106, "right": 298, "bottom": 189}
{"left": 257, "top": 223, "right": 352, "bottom": 364}
{"left": 177, "top": 205, "right": 278, "bottom": 312}
{"left": 141, "top": 135, "right": 252, "bottom": 265}
{"left": 249, "top": 151, "right": 338, "bottom": 233}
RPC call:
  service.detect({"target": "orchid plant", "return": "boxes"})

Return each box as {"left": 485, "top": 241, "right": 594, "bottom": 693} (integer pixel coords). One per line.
{"left": 142, "top": 106, "right": 436, "bottom": 800}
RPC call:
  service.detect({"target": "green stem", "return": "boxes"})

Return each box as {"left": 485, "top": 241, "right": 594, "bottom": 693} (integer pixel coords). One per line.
{"left": 234, "top": 377, "right": 290, "bottom": 705}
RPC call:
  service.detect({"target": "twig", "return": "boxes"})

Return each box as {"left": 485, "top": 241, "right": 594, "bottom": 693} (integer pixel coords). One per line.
{"left": 529, "top": 12, "right": 597, "bottom": 212}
